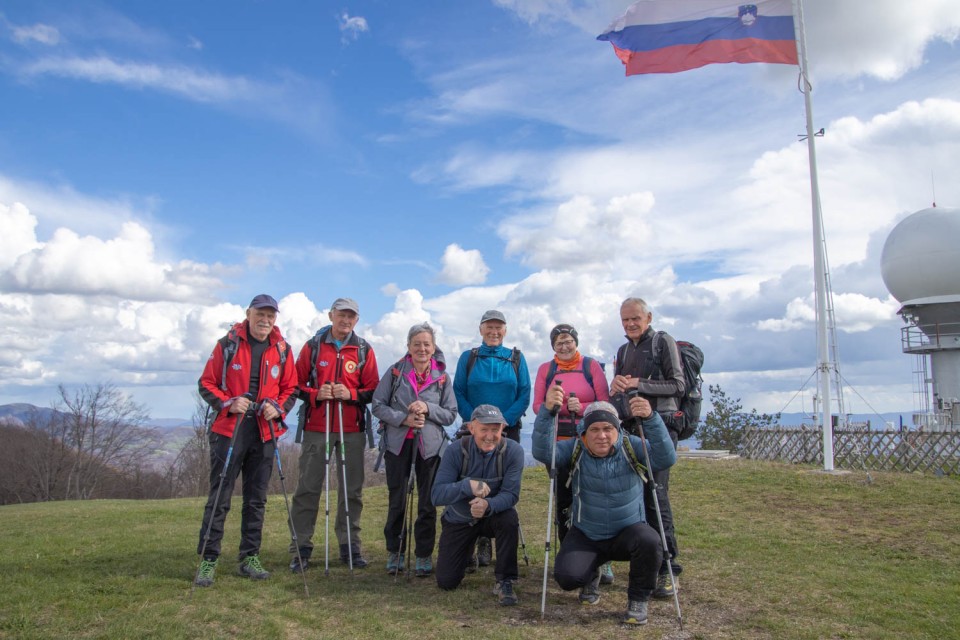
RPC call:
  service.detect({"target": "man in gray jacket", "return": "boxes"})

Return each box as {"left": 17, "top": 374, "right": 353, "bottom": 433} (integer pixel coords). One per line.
{"left": 611, "top": 297, "right": 686, "bottom": 597}
{"left": 533, "top": 385, "right": 676, "bottom": 625}
{"left": 431, "top": 404, "right": 523, "bottom": 606}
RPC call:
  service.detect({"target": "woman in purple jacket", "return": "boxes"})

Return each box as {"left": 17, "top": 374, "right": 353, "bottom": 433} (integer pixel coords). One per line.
{"left": 532, "top": 323, "right": 614, "bottom": 583}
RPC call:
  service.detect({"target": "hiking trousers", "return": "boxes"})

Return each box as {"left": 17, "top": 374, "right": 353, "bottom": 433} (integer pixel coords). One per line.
{"left": 554, "top": 523, "right": 662, "bottom": 601}
{"left": 383, "top": 437, "right": 441, "bottom": 557}
{"left": 435, "top": 508, "right": 519, "bottom": 589}
{"left": 288, "top": 429, "right": 366, "bottom": 556}
{"left": 197, "top": 415, "right": 274, "bottom": 561}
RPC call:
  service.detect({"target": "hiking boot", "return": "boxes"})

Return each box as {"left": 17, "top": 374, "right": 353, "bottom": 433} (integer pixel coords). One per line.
{"left": 476, "top": 537, "right": 492, "bottom": 567}
{"left": 415, "top": 556, "right": 433, "bottom": 577}
{"left": 578, "top": 572, "right": 601, "bottom": 605}
{"left": 465, "top": 554, "right": 478, "bottom": 574}
{"left": 494, "top": 579, "right": 518, "bottom": 606}
{"left": 238, "top": 555, "right": 270, "bottom": 580}
{"left": 599, "top": 562, "right": 614, "bottom": 585}
{"left": 386, "top": 552, "right": 404, "bottom": 575}
{"left": 289, "top": 553, "right": 310, "bottom": 573}
{"left": 653, "top": 572, "right": 677, "bottom": 599}
{"left": 194, "top": 558, "right": 217, "bottom": 587}
{"left": 623, "top": 599, "right": 649, "bottom": 625}
{"left": 339, "top": 544, "right": 369, "bottom": 569}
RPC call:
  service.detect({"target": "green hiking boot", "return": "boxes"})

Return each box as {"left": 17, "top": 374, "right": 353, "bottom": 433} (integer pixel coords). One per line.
{"left": 238, "top": 554, "right": 270, "bottom": 580}
{"left": 415, "top": 556, "right": 433, "bottom": 577}
{"left": 599, "top": 561, "right": 614, "bottom": 585}
{"left": 194, "top": 558, "right": 218, "bottom": 587}
{"left": 386, "top": 552, "right": 404, "bottom": 575}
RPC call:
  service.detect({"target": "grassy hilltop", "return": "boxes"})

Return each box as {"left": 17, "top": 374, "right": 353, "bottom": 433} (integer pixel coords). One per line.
{"left": 1, "top": 459, "right": 958, "bottom": 640}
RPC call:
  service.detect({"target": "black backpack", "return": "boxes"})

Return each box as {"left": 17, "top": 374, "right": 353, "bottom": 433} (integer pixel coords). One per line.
{"left": 653, "top": 334, "right": 704, "bottom": 441}
{"left": 617, "top": 332, "right": 704, "bottom": 440}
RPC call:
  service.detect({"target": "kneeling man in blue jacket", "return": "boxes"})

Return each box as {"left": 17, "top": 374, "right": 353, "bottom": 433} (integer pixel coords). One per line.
{"left": 533, "top": 385, "right": 676, "bottom": 625}
{"left": 432, "top": 404, "right": 524, "bottom": 606}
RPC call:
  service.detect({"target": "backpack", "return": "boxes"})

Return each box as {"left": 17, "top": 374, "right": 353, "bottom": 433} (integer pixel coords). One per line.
{"left": 373, "top": 361, "right": 451, "bottom": 471}
{"left": 615, "top": 332, "right": 704, "bottom": 441}
{"left": 295, "top": 325, "right": 372, "bottom": 442}
{"left": 543, "top": 356, "right": 602, "bottom": 390}
{"left": 211, "top": 326, "right": 290, "bottom": 428}
{"left": 218, "top": 326, "right": 290, "bottom": 393}
{"left": 464, "top": 346, "right": 522, "bottom": 381}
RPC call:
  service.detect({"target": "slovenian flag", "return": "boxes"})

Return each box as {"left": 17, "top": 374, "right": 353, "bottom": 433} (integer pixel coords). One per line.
{"left": 597, "top": 0, "right": 799, "bottom": 75}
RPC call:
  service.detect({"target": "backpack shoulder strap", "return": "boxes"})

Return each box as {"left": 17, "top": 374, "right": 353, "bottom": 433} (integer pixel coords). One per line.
{"left": 544, "top": 360, "right": 559, "bottom": 388}
{"left": 306, "top": 327, "right": 331, "bottom": 388}
{"left": 621, "top": 436, "right": 648, "bottom": 483}
{"left": 615, "top": 343, "right": 628, "bottom": 376}
{"left": 510, "top": 348, "right": 521, "bottom": 379}
{"left": 464, "top": 347, "right": 480, "bottom": 381}
{"left": 219, "top": 328, "right": 241, "bottom": 392}
{"left": 459, "top": 436, "right": 470, "bottom": 480}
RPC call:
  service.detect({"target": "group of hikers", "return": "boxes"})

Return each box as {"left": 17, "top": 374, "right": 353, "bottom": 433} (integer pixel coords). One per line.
{"left": 193, "top": 294, "right": 688, "bottom": 626}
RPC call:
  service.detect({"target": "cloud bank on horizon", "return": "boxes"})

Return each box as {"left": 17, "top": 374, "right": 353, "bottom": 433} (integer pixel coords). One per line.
{"left": 1, "top": 1, "right": 958, "bottom": 420}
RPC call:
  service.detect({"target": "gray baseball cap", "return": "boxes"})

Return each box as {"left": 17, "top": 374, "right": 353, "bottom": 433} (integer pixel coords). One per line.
{"left": 480, "top": 309, "right": 506, "bottom": 324}
{"left": 471, "top": 404, "right": 506, "bottom": 425}
{"left": 331, "top": 297, "right": 360, "bottom": 314}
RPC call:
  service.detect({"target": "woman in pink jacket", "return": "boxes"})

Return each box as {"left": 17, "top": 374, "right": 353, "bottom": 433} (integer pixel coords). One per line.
{"left": 532, "top": 323, "right": 614, "bottom": 585}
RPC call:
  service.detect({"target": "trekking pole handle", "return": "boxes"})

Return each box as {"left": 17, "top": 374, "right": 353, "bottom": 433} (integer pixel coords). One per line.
{"left": 549, "top": 379, "right": 563, "bottom": 416}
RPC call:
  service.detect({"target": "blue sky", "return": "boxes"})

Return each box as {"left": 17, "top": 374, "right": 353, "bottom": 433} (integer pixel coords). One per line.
{"left": 1, "top": 1, "right": 959, "bottom": 421}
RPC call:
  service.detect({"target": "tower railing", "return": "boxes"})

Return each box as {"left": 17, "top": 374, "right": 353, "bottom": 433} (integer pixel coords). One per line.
{"left": 901, "top": 322, "right": 960, "bottom": 353}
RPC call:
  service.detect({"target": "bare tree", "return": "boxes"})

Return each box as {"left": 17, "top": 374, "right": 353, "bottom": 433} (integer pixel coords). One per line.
{"left": 171, "top": 392, "right": 213, "bottom": 497}
{"left": 55, "top": 383, "right": 154, "bottom": 500}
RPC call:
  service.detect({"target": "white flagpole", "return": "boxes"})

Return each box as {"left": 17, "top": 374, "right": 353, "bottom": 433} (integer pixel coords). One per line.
{"left": 793, "top": 0, "right": 834, "bottom": 470}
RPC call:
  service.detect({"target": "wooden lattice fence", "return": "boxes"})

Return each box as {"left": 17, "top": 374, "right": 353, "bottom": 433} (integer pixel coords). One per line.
{"left": 741, "top": 426, "right": 960, "bottom": 475}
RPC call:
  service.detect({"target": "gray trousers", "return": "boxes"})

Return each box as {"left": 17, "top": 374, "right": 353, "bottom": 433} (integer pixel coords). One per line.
{"left": 289, "top": 429, "right": 366, "bottom": 556}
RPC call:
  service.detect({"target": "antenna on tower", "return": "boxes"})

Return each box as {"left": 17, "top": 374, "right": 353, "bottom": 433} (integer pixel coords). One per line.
{"left": 931, "top": 172, "right": 937, "bottom": 208}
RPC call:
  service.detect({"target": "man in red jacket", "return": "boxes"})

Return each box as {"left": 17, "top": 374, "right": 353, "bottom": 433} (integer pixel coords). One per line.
{"left": 194, "top": 294, "right": 298, "bottom": 587}
{"left": 288, "top": 297, "right": 380, "bottom": 571}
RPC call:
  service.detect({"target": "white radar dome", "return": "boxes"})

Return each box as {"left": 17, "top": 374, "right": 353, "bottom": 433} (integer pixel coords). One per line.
{"left": 881, "top": 207, "right": 960, "bottom": 305}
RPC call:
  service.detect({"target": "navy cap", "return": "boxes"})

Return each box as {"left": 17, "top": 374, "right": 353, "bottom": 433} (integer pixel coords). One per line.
{"left": 471, "top": 404, "right": 506, "bottom": 425}
{"left": 248, "top": 294, "right": 279, "bottom": 311}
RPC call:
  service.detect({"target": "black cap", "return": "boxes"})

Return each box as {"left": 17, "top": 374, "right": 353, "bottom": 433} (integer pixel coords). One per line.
{"left": 550, "top": 323, "right": 578, "bottom": 347}
{"left": 248, "top": 294, "right": 279, "bottom": 311}
{"left": 471, "top": 404, "right": 507, "bottom": 425}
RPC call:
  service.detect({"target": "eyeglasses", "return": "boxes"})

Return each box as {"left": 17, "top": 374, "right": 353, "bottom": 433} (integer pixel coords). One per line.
{"left": 554, "top": 339, "right": 576, "bottom": 348}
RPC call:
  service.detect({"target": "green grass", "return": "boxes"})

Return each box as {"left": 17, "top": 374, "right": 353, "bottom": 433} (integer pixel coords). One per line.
{"left": 1, "top": 459, "right": 958, "bottom": 639}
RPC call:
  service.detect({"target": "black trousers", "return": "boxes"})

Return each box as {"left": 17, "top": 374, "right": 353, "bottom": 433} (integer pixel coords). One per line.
{"left": 383, "top": 437, "right": 441, "bottom": 558}
{"left": 554, "top": 523, "right": 662, "bottom": 601}
{"left": 197, "top": 415, "right": 274, "bottom": 561}
{"left": 435, "top": 509, "right": 519, "bottom": 590}
{"left": 643, "top": 428, "right": 682, "bottom": 574}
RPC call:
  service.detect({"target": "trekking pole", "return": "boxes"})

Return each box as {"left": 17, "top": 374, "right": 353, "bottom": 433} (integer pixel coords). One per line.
{"left": 190, "top": 392, "right": 251, "bottom": 597}
{"left": 324, "top": 383, "right": 333, "bottom": 577}
{"left": 401, "top": 429, "right": 421, "bottom": 583}
{"left": 265, "top": 410, "right": 309, "bottom": 598}
{"left": 540, "top": 382, "right": 562, "bottom": 618}
{"left": 628, "top": 390, "right": 683, "bottom": 630}
{"left": 337, "top": 397, "right": 355, "bottom": 574}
